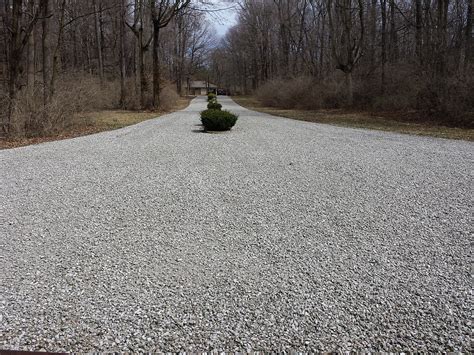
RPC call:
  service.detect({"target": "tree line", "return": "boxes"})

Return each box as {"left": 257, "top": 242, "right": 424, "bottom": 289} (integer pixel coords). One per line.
{"left": 212, "top": 0, "right": 473, "bottom": 123}
{"left": 0, "top": 0, "right": 217, "bottom": 137}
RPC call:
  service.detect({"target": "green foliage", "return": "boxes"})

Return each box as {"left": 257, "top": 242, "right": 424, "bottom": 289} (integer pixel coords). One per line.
{"left": 200, "top": 109, "right": 238, "bottom": 131}
{"left": 207, "top": 93, "right": 217, "bottom": 102}
{"left": 207, "top": 101, "right": 222, "bottom": 110}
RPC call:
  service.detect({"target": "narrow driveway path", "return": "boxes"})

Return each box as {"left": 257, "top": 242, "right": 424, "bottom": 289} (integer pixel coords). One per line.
{"left": 1, "top": 97, "right": 472, "bottom": 352}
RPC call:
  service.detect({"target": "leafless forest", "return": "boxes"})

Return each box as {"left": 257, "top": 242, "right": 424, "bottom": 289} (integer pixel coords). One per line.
{"left": 214, "top": 0, "right": 473, "bottom": 126}
{"left": 0, "top": 0, "right": 216, "bottom": 137}
{"left": 1, "top": 0, "right": 473, "bottom": 139}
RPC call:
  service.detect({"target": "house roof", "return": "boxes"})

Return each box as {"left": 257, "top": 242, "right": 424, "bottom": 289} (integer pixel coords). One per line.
{"left": 189, "top": 80, "right": 217, "bottom": 89}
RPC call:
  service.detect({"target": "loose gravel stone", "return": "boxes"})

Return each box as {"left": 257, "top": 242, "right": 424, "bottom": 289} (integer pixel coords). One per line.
{"left": 0, "top": 97, "right": 472, "bottom": 352}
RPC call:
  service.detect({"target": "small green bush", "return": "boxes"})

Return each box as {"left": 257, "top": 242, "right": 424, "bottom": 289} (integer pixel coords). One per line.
{"left": 207, "top": 101, "right": 222, "bottom": 110}
{"left": 201, "top": 109, "right": 238, "bottom": 131}
{"left": 207, "top": 93, "right": 216, "bottom": 102}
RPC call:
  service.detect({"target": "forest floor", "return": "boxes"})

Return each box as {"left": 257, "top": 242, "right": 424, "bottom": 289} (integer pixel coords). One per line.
{"left": 0, "top": 97, "right": 191, "bottom": 149}
{"left": 233, "top": 96, "right": 474, "bottom": 141}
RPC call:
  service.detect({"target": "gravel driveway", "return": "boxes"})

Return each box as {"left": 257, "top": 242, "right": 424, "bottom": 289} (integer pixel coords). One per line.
{"left": 1, "top": 96, "right": 472, "bottom": 352}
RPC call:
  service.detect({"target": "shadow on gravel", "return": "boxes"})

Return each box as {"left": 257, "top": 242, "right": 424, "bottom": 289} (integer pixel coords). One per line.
{"left": 191, "top": 123, "right": 205, "bottom": 133}
{"left": 191, "top": 123, "right": 235, "bottom": 134}
{"left": 191, "top": 128, "right": 232, "bottom": 134}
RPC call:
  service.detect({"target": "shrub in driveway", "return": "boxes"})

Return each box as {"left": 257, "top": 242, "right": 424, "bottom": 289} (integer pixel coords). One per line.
{"left": 200, "top": 109, "right": 238, "bottom": 131}
{"left": 207, "top": 101, "right": 222, "bottom": 110}
{"left": 207, "top": 93, "right": 216, "bottom": 102}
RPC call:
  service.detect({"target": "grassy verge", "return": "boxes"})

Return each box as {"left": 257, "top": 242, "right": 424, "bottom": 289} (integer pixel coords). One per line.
{"left": 233, "top": 96, "right": 474, "bottom": 141}
{"left": 0, "top": 97, "right": 191, "bottom": 149}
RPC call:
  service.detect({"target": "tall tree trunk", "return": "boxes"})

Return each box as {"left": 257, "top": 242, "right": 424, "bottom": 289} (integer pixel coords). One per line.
{"left": 423, "top": 0, "right": 432, "bottom": 63}
{"left": 6, "top": 0, "right": 23, "bottom": 135}
{"left": 42, "top": 0, "right": 50, "bottom": 106}
{"left": 175, "top": 13, "right": 186, "bottom": 95}
{"left": 466, "top": 0, "right": 473, "bottom": 69}
{"left": 93, "top": 0, "right": 104, "bottom": 82}
{"left": 415, "top": 0, "right": 423, "bottom": 63}
{"left": 134, "top": 0, "right": 141, "bottom": 97}
{"left": 389, "top": 0, "right": 398, "bottom": 62}
{"left": 27, "top": 24, "right": 36, "bottom": 95}
{"left": 369, "top": 0, "right": 377, "bottom": 71}
{"left": 119, "top": 0, "right": 126, "bottom": 108}
{"left": 2, "top": 2, "right": 9, "bottom": 95}
{"left": 380, "top": 0, "right": 387, "bottom": 92}
{"left": 275, "top": 0, "right": 290, "bottom": 76}
{"left": 319, "top": 13, "right": 326, "bottom": 77}
{"left": 85, "top": 35, "right": 92, "bottom": 74}
{"left": 436, "top": 0, "right": 448, "bottom": 76}
{"left": 152, "top": 21, "right": 161, "bottom": 108}
{"left": 26, "top": 15, "right": 35, "bottom": 134}
{"left": 50, "top": 0, "right": 66, "bottom": 98}
{"left": 72, "top": 29, "right": 78, "bottom": 69}
{"left": 134, "top": 0, "right": 147, "bottom": 108}
{"left": 27, "top": 1, "right": 36, "bottom": 95}
{"left": 295, "top": 0, "right": 308, "bottom": 74}
{"left": 139, "top": 36, "right": 146, "bottom": 108}
{"left": 131, "top": 0, "right": 150, "bottom": 108}
{"left": 174, "top": 15, "right": 181, "bottom": 94}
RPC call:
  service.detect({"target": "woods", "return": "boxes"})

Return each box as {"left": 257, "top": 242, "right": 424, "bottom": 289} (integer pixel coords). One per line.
{"left": 1, "top": 0, "right": 472, "bottom": 140}
{"left": 212, "top": 0, "right": 473, "bottom": 125}
{"left": 0, "top": 0, "right": 215, "bottom": 137}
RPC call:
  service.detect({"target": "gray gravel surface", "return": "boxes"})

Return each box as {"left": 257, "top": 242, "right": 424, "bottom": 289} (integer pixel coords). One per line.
{"left": 1, "top": 96, "right": 472, "bottom": 352}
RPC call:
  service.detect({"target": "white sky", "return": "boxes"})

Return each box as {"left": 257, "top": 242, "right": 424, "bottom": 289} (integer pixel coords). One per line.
{"left": 205, "top": 1, "right": 238, "bottom": 37}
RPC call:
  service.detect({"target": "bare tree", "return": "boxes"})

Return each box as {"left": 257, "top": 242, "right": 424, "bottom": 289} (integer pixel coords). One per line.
{"left": 126, "top": 0, "right": 152, "bottom": 108}
{"left": 41, "top": 0, "right": 50, "bottom": 105}
{"left": 50, "top": 0, "right": 66, "bottom": 98}
{"left": 93, "top": 0, "right": 104, "bottom": 83}
{"left": 415, "top": 0, "right": 423, "bottom": 63}
{"left": 4, "top": 0, "right": 45, "bottom": 134}
{"left": 327, "top": 0, "right": 365, "bottom": 105}
{"left": 380, "top": 0, "right": 387, "bottom": 92}
{"left": 149, "top": 0, "right": 190, "bottom": 108}
{"left": 466, "top": 0, "right": 473, "bottom": 68}
{"left": 211, "top": 0, "right": 471, "bottom": 120}
{"left": 119, "top": 0, "right": 126, "bottom": 107}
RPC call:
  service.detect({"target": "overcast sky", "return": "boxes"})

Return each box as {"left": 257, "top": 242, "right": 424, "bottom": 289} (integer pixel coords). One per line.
{"left": 205, "top": 1, "right": 238, "bottom": 37}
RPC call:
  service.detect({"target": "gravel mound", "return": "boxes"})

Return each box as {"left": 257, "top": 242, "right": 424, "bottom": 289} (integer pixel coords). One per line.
{"left": 1, "top": 97, "right": 472, "bottom": 352}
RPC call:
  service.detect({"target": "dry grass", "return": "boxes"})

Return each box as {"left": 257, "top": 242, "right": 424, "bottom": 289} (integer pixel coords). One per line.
{"left": 0, "top": 97, "right": 191, "bottom": 149}
{"left": 233, "top": 96, "right": 474, "bottom": 141}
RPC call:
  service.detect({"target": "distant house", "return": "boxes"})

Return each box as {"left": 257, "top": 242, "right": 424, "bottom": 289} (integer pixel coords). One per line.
{"left": 186, "top": 80, "right": 217, "bottom": 96}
